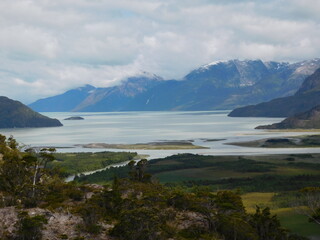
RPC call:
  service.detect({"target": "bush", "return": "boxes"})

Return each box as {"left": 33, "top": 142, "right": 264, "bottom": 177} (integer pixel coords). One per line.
{"left": 111, "top": 207, "right": 167, "bottom": 240}
{"left": 77, "top": 203, "right": 104, "bottom": 234}
{"left": 15, "top": 211, "right": 47, "bottom": 240}
{"left": 179, "top": 225, "right": 207, "bottom": 239}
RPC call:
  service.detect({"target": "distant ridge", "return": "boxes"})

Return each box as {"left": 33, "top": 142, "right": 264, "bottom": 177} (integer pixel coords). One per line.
{"left": 29, "top": 84, "right": 96, "bottom": 112}
{"left": 29, "top": 72, "right": 165, "bottom": 112}
{"left": 72, "top": 73, "right": 164, "bottom": 112}
{"left": 229, "top": 66, "right": 320, "bottom": 117}
{"left": 29, "top": 59, "right": 320, "bottom": 112}
{"left": 0, "top": 96, "right": 62, "bottom": 128}
{"left": 256, "top": 105, "right": 320, "bottom": 129}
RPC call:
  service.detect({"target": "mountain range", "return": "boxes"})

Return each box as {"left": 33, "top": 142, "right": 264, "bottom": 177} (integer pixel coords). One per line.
{"left": 0, "top": 96, "right": 62, "bottom": 128}
{"left": 29, "top": 59, "right": 320, "bottom": 112}
{"left": 229, "top": 67, "right": 320, "bottom": 117}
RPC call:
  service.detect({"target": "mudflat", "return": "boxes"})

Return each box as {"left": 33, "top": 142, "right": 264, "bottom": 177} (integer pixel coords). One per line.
{"left": 76, "top": 140, "right": 209, "bottom": 150}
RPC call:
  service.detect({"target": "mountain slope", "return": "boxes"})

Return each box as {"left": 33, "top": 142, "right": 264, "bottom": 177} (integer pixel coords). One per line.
{"left": 28, "top": 59, "right": 320, "bottom": 112}
{"left": 73, "top": 73, "right": 164, "bottom": 111}
{"left": 0, "top": 96, "right": 62, "bottom": 128}
{"left": 220, "top": 59, "right": 320, "bottom": 109}
{"left": 29, "top": 85, "right": 96, "bottom": 112}
{"left": 184, "top": 60, "right": 269, "bottom": 88}
{"left": 108, "top": 58, "right": 320, "bottom": 111}
{"left": 296, "top": 64, "right": 320, "bottom": 94}
{"left": 229, "top": 67, "right": 320, "bottom": 117}
{"left": 29, "top": 73, "right": 164, "bottom": 112}
{"left": 156, "top": 59, "right": 320, "bottom": 110}
{"left": 256, "top": 105, "right": 320, "bottom": 129}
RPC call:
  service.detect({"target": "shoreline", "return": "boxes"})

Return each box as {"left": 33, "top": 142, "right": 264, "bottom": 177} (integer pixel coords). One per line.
{"left": 74, "top": 140, "right": 209, "bottom": 150}
{"left": 227, "top": 134, "right": 320, "bottom": 148}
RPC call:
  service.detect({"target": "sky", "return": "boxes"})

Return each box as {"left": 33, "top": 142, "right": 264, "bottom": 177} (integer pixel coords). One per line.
{"left": 1, "top": 0, "right": 320, "bottom": 103}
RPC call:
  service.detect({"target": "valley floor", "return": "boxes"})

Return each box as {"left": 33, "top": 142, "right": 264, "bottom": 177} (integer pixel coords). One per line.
{"left": 73, "top": 152, "right": 320, "bottom": 238}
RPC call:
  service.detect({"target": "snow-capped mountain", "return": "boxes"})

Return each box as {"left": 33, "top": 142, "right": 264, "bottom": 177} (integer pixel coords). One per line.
{"left": 229, "top": 67, "right": 320, "bottom": 117}
{"left": 29, "top": 59, "right": 320, "bottom": 112}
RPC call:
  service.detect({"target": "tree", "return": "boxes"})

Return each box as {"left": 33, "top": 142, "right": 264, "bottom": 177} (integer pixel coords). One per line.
{"left": 0, "top": 135, "right": 30, "bottom": 205}
{"left": 24, "top": 147, "right": 56, "bottom": 201}
{"left": 78, "top": 203, "right": 103, "bottom": 234}
{"left": 294, "top": 187, "right": 320, "bottom": 225}
{"left": 0, "top": 135, "right": 57, "bottom": 206}
{"left": 128, "top": 160, "right": 136, "bottom": 180}
{"left": 214, "top": 191, "right": 257, "bottom": 240}
{"left": 136, "top": 159, "right": 148, "bottom": 181}
{"left": 127, "top": 159, "right": 150, "bottom": 182}
{"left": 111, "top": 207, "right": 167, "bottom": 240}
{"left": 15, "top": 211, "right": 47, "bottom": 240}
{"left": 249, "top": 206, "right": 287, "bottom": 240}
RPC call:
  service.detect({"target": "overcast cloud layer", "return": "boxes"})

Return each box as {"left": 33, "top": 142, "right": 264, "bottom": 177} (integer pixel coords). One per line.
{"left": 1, "top": 0, "right": 320, "bottom": 103}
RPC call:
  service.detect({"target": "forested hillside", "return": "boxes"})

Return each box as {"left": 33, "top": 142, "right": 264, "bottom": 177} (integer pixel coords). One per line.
{"left": 1, "top": 135, "right": 319, "bottom": 239}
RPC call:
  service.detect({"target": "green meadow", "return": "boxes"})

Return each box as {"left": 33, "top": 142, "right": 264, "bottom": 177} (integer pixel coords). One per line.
{"left": 50, "top": 151, "right": 139, "bottom": 176}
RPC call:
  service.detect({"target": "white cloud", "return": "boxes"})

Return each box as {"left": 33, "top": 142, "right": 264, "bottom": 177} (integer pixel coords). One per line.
{"left": 0, "top": 0, "right": 319, "bottom": 103}
{"left": 0, "top": 25, "right": 60, "bottom": 59}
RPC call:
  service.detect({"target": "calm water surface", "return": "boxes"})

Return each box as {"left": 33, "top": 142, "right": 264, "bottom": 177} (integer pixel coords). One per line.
{"left": 1, "top": 111, "right": 320, "bottom": 158}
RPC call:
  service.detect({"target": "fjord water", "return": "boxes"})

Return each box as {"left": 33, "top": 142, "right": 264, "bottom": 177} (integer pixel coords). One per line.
{"left": 1, "top": 111, "right": 320, "bottom": 158}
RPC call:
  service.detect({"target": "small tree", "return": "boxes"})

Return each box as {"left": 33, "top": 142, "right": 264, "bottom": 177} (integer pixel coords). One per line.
{"left": 111, "top": 207, "right": 166, "bottom": 240}
{"left": 15, "top": 211, "right": 47, "bottom": 240}
{"left": 294, "top": 187, "right": 320, "bottom": 225}
{"left": 0, "top": 135, "right": 57, "bottom": 207}
{"left": 0, "top": 135, "right": 30, "bottom": 205}
{"left": 78, "top": 203, "right": 103, "bottom": 234}
{"left": 136, "top": 159, "right": 148, "bottom": 181}
{"left": 127, "top": 159, "right": 150, "bottom": 182}
{"left": 128, "top": 160, "right": 136, "bottom": 180}
{"left": 24, "top": 147, "right": 56, "bottom": 201}
{"left": 249, "top": 206, "right": 287, "bottom": 240}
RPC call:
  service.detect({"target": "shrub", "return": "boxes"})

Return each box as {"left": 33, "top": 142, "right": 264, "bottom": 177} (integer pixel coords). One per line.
{"left": 15, "top": 211, "right": 47, "bottom": 240}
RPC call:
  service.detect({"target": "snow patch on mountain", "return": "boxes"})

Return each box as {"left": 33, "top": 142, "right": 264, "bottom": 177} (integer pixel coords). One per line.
{"left": 200, "top": 60, "right": 228, "bottom": 70}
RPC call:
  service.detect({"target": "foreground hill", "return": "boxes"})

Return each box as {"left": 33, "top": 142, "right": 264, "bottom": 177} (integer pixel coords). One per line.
{"left": 1, "top": 134, "right": 318, "bottom": 239}
{"left": 29, "top": 59, "right": 320, "bottom": 112}
{"left": 0, "top": 96, "right": 62, "bottom": 128}
{"left": 229, "top": 67, "right": 320, "bottom": 117}
{"left": 256, "top": 105, "right": 320, "bottom": 129}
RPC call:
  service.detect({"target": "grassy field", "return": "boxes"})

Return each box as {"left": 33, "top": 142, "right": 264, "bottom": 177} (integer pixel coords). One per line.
{"left": 242, "top": 192, "right": 320, "bottom": 237}
{"left": 151, "top": 154, "right": 320, "bottom": 189}
{"left": 154, "top": 167, "right": 263, "bottom": 183}
{"left": 278, "top": 211, "right": 320, "bottom": 237}
{"left": 50, "top": 151, "right": 139, "bottom": 176}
